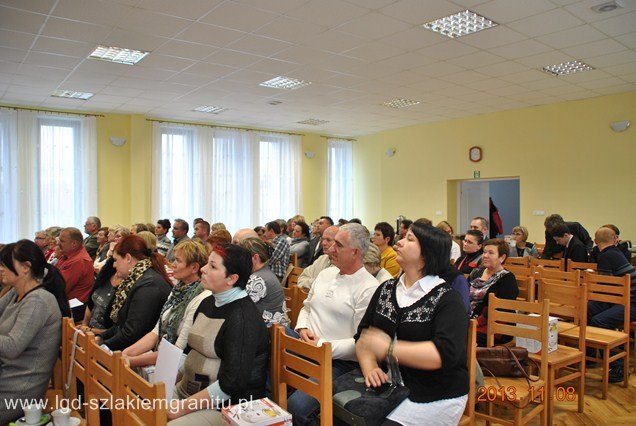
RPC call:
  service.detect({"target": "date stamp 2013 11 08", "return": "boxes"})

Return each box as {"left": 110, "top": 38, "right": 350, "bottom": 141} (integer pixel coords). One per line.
{"left": 476, "top": 386, "right": 577, "bottom": 402}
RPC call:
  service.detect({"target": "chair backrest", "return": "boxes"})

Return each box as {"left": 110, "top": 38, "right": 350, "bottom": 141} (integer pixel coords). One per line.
{"left": 290, "top": 253, "right": 298, "bottom": 267}
{"left": 531, "top": 257, "right": 565, "bottom": 270}
{"left": 539, "top": 279, "right": 587, "bottom": 350}
{"left": 117, "top": 358, "right": 167, "bottom": 425}
{"left": 535, "top": 243, "right": 545, "bottom": 257}
{"left": 283, "top": 285, "right": 309, "bottom": 329}
{"left": 536, "top": 267, "right": 580, "bottom": 286}
{"left": 505, "top": 265, "right": 533, "bottom": 280}
{"left": 276, "top": 327, "right": 332, "bottom": 426}
{"left": 63, "top": 318, "right": 94, "bottom": 401}
{"left": 505, "top": 257, "right": 530, "bottom": 268}
{"left": 461, "top": 320, "right": 477, "bottom": 425}
{"left": 287, "top": 266, "right": 304, "bottom": 287}
{"left": 268, "top": 324, "right": 281, "bottom": 404}
{"left": 516, "top": 276, "right": 536, "bottom": 302}
{"left": 584, "top": 271, "right": 631, "bottom": 332}
{"left": 486, "top": 295, "right": 549, "bottom": 381}
{"left": 86, "top": 338, "right": 122, "bottom": 425}
{"left": 567, "top": 261, "right": 597, "bottom": 273}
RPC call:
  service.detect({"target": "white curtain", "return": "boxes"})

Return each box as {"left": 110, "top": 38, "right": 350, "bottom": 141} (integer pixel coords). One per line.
{"left": 327, "top": 138, "right": 353, "bottom": 220}
{"left": 0, "top": 110, "right": 97, "bottom": 242}
{"left": 152, "top": 123, "right": 302, "bottom": 234}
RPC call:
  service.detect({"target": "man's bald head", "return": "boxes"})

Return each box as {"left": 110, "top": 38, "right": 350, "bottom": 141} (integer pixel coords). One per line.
{"left": 595, "top": 227, "right": 617, "bottom": 250}
{"left": 233, "top": 228, "right": 259, "bottom": 244}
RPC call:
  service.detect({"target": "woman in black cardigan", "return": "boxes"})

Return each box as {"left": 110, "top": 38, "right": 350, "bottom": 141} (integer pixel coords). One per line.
{"left": 97, "top": 235, "right": 171, "bottom": 350}
{"left": 356, "top": 224, "right": 469, "bottom": 425}
{"left": 468, "top": 238, "right": 518, "bottom": 347}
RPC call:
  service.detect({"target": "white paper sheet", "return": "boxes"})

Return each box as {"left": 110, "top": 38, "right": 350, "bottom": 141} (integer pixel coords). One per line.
{"left": 68, "top": 298, "right": 84, "bottom": 308}
{"left": 154, "top": 338, "right": 183, "bottom": 401}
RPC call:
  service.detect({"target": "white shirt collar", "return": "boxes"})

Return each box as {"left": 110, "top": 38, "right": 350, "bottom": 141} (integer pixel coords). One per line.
{"left": 395, "top": 274, "right": 445, "bottom": 308}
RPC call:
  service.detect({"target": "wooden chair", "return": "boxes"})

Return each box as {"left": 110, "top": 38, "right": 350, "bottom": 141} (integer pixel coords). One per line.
{"left": 287, "top": 266, "right": 304, "bottom": 287}
{"left": 535, "top": 243, "right": 545, "bottom": 257}
{"left": 86, "top": 338, "right": 122, "bottom": 425}
{"left": 290, "top": 253, "right": 298, "bottom": 267}
{"left": 275, "top": 327, "right": 332, "bottom": 426}
{"left": 283, "top": 285, "right": 309, "bottom": 329}
{"left": 459, "top": 320, "right": 477, "bottom": 426}
{"left": 269, "top": 324, "right": 281, "bottom": 404}
{"left": 62, "top": 318, "right": 94, "bottom": 418}
{"left": 475, "top": 295, "right": 549, "bottom": 426}
{"left": 505, "top": 265, "right": 533, "bottom": 281}
{"left": 536, "top": 267, "right": 580, "bottom": 285}
{"left": 567, "top": 261, "right": 597, "bottom": 273}
{"left": 531, "top": 257, "right": 565, "bottom": 271}
{"left": 533, "top": 280, "right": 587, "bottom": 424}
{"left": 560, "top": 272, "right": 630, "bottom": 399}
{"left": 117, "top": 358, "right": 167, "bottom": 425}
{"left": 505, "top": 257, "right": 530, "bottom": 268}
{"left": 632, "top": 320, "right": 636, "bottom": 374}
{"left": 516, "top": 275, "right": 536, "bottom": 302}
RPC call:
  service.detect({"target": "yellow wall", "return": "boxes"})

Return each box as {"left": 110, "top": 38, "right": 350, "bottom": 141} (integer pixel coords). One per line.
{"left": 353, "top": 91, "right": 636, "bottom": 242}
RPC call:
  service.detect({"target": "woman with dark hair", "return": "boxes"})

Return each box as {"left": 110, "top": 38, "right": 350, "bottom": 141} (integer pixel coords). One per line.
{"left": 355, "top": 224, "right": 469, "bottom": 425}
{"left": 454, "top": 229, "right": 484, "bottom": 275}
{"left": 290, "top": 221, "right": 311, "bottom": 267}
{"left": 97, "top": 235, "right": 171, "bottom": 351}
{"left": 156, "top": 219, "right": 172, "bottom": 258}
{"left": 80, "top": 257, "right": 121, "bottom": 334}
{"left": 168, "top": 244, "right": 269, "bottom": 424}
{"left": 0, "top": 240, "right": 70, "bottom": 424}
{"left": 239, "top": 237, "right": 289, "bottom": 326}
{"left": 254, "top": 226, "right": 267, "bottom": 242}
{"left": 468, "top": 238, "right": 518, "bottom": 347}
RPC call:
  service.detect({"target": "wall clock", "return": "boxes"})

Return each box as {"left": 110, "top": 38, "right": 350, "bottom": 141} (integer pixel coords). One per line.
{"left": 469, "top": 146, "right": 482, "bottom": 162}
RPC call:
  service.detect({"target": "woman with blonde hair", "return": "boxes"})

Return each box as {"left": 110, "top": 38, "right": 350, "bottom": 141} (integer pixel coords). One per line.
{"left": 510, "top": 226, "right": 538, "bottom": 258}
{"left": 436, "top": 221, "right": 461, "bottom": 263}
{"left": 123, "top": 240, "right": 211, "bottom": 367}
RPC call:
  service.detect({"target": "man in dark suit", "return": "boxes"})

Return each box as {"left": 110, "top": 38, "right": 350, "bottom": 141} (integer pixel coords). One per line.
{"left": 307, "top": 216, "right": 334, "bottom": 265}
{"left": 542, "top": 214, "right": 592, "bottom": 259}
{"left": 550, "top": 222, "right": 588, "bottom": 264}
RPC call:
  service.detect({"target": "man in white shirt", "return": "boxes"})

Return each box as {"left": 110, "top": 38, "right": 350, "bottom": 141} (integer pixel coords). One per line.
{"left": 289, "top": 223, "right": 379, "bottom": 425}
{"left": 296, "top": 225, "right": 338, "bottom": 290}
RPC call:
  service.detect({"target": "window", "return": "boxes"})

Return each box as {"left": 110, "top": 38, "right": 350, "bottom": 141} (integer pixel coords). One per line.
{"left": 327, "top": 139, "right": 353, "bottom": 220}
{"left": 0, "top": 110, "right": 97, "bottom": 242}
{"left": 152, "top": 123, "right": 301, "bottom": 232}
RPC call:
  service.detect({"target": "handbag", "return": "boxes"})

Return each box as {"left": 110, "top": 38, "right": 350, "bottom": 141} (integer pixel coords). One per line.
{"left": 332, "top": 368, "right": 410, "bottom": 426}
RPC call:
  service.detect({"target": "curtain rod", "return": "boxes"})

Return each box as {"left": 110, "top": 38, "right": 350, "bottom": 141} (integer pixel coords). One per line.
{"left": 320, "top": 135, "right": 357, "bottom": 141}
{"left": 0, "top": 105, "right": 104, "bottom": 117}
{"left": 146, "top": 118, "right": 305, "bottom": 137}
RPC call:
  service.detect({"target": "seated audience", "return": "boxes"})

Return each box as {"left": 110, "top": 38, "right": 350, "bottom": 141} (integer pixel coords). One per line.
{"left": 542, "top": 214, "right": 592, "bottom": 259}
{"left": 98, "top": 235, "right": 172, "bottom": 351}
{"left": 590, "top": 224, "right": 631, "bottom": 263}
{"left": 233, "top": 228, "right": 259, "bottom": 244}
{"left": 470, "top": 216, "right": 489, "bottom": 237}
{"left": 264, "top": 221, "right": 290, "bottom": 281}
{"left": 510, "top": 225, "right": 538, "bottom": 258}
{"left": 194, "top": 220, "right": 211, "bottom": 242}
{"left": 0, "top": 240, "right": 71, "bottom": 424}
{"left": 211, "top": 222, "right": 226, "bottom": 232}
{"left": 436, "top": 220, "right": 461, "bottom": 263}
{"left": 166, "top": 219, "right": 190, "bottom": 262}
{"left": 363, "top": 243, "right": 393, "bottom": 284}
{"left": 355, "top": 224, "right": 469, "bottom": 425}
{"left": 131, "top": 223, "right": 149, "bottom": 234}
{"left": 156, "top": 219, "right": 172, "bottom": 258}
{"left": 43, "top": 226, "right": 62, "bottom": 262}
{"left": 146, "top": 222, "right": 156, "bottom": 235}
{"left": 80, "top": 257, "right": 121, "bottom": 334}
{"left": 393, "top": 218, "right": 412, "bottom": 245}
{"left": 455, "top": 230, "right": 484, "bottom": 275}
{"left": 168, "top": 244, "right": 268, "bottom": 423}
{"left": 588, "top": 227, "right": 636, "bottom": 382}
{"left": 296, "top": 225, "right": 338, "bottom": 290}
{"left": 289, "top": 223, "right": 379, "bottom": 425}
{"left": 57, "top": 227, "right": 95, "bottom": 322}
{"left": 308, "top": 216, "right": 333, "bottom": 265}
{"left": 95, "top": 225, "right": 130, "bottom": 273}
{"left": 83, "top": 216, "right": 101, "bottom": 260}
{"left": 94, "top": 227, "right": 110, "bottom": 264}
{"left": 254, "top": 225, "right": 266, "bottom": 242}
{"left": 469, "top": 238, "right": 518, "bottom": 346}
{"left": 207, "top": 229, "right": 232, "bottom": 252}
{"left": 373, "top": 221, "right": 400, "bottom": 278}
{"left": 34, "top": 230, "right": 48, "bottom": 253}
{"left": 290, "top": 221, "right": 311, "bottom": 267}
{"left": 551, "top": 222, "right": 589, "bottom": 264}
{"left": 123, "top": 240, "right": 210, "bottom": 367}
{"left": 239, "top": 238, "right": 290, "bottom": 326}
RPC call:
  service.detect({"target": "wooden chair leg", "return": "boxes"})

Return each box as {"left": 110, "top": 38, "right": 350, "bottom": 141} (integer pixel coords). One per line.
{"left": 547, "top": 367, "right": 555, "bottom": 426}
{"left": 578, "top": 361, "right": 585, "bottom": 413}
{"left": 514, "top": 406, "right": 522, "bottom": 425}
{"left": 602, "top": 347, "right": 610, "bottom": 399}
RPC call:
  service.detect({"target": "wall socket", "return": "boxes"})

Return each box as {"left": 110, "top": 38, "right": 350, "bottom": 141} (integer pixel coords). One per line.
{"left": 532, "top": 210, "right": 545, "bottom": 216}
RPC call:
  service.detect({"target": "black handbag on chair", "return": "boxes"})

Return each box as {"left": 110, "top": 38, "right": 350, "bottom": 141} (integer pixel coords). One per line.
{"left": 332, "top": 368, "right": 410, "bottom": 426}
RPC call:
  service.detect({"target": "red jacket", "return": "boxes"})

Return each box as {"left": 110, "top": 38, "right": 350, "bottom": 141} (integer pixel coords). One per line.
{"left": 56, "top": 247, "right": 94, "bottom": 302}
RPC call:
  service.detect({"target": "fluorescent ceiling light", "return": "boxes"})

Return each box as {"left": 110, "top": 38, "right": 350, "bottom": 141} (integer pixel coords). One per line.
{"left": 89, "top": 45, "right": 149, "bottom": 65}
{"left": 382, "top": 98, "right": 420, "bottom": 109}
{"left": 51, "top": 89, "right": 94, "bottom": 100}
{"left": 260, "top": 76, "right": 312, "bottom": 90}
{"left": 297, "top": 119, "right": 329, "bottom": 125}
{"left": 542, "top": 60, "right": 594, "bottom": 76}
{"left": 422, "top": 10, "right": 498, "bottom": 38}
{"left": 193, "top": 105, "right": 228, "bottom": 114}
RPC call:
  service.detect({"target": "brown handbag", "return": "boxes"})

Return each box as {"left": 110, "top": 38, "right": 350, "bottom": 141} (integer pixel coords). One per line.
{"left": 476, "top": 345, "right": 538, "bottom": 379}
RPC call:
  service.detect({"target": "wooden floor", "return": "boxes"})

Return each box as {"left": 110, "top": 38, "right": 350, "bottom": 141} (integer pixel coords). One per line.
{"left": 476, "top": 366, "right": 636, "bottom": 425}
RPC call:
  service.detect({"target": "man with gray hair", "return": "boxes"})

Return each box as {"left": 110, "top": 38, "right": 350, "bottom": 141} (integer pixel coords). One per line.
{"left": 297, "top": 225, "right": 338, "bottom": 291}
{"left": 289, "top": 223, "right": 379, "bottom": 424}
{"left": 83, "top": 216, "right": 101, "bottom": 259}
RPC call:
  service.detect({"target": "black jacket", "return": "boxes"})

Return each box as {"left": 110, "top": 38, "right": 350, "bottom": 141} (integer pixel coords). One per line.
{"left": 543, "top": 221, "right": 592, "bottom": 259}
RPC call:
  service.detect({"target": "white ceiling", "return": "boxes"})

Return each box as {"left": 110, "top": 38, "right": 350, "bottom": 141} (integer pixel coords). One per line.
{"left": 1, "top": 0, "right": 635, "bottom": 137}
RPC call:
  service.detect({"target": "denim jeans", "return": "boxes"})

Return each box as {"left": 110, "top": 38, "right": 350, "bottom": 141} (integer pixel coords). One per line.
{"left": 587, "top": 301, "right": 636, "bottom": 368}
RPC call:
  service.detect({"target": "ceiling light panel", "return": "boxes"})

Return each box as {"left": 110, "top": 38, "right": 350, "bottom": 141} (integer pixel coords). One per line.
{"left": 542, "top": 60, "right": 594, "bottom": 76}
{"left": 422, "top": 10, "right": 498, "bottom": 39}
{"left": 193, "top": 105, "right": 228, "bottom": 114}
{"left": 51, "top": 90, "right": 94, "bottom": 100}
{"left": 297, "top": 118, "right": 329, "bottom": 125}
{"left": 89, "top": 45, "right": 149, "bottom": 65}
{"left": 382, "top": 98, "right": 421, "bottom": 109}
{"left": 260, "top": 76, "right": 312, "bottom": 90}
